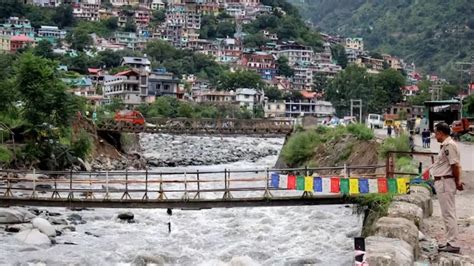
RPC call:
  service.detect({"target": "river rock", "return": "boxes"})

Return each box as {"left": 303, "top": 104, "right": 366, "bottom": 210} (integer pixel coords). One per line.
{"left": 14, "top": 229, "right": 51, "bottom": 246}
{"left": 118, "top": 212, "right": 134, "bottom": 221}
{"left": 67, "top": 214, "right": 86, "bottom": 225}
{"left": 31, "top": 217, "right": 56, "bottom": 237}
{"left": 387, "top": 201, "right": 424, "bottom": 227}
{"left": 393, "top": 193, "right": 433, "bottom": 218}
{"left": 0, "top": 208, "right": 35, "bottom": 224}
{"left": 374, "top": 217, "right": 420, "bottom": 259}
{"left": 438, "top": 253, "right": 474, "bottom": 265}
{"left": 132, "top": 254, "right": 166, "bottom": 266}
{"left": 409, "top": 185, "right": 432, "bottom": 196}
{"left": 365, "top": 236, "right": 414, "bottom": 266}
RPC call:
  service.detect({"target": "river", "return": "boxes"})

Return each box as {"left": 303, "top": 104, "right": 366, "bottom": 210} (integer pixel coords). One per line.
{"left": 0, "top": 135, "right": 362, "bottom": 265}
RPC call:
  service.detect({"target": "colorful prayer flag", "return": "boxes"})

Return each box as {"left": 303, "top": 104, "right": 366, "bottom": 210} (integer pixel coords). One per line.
{"left": 322, "top": 177, "right": 331, "bottom": 193}
{"left": 296, "top": 175, "right": 305, "bottom": 191}
{"left": 304, "top": 176, "right": 313, "bottom": 192}
{"left": 388, "top": 178, "right": 397, "bottom": 193}
{"left": 377, "top": 178, "right": 388, "bottom": 193}
{"left": 359, "top": 178, "right": 369, "bottom": 194}
{"left": 279, "top": 174, "right": 288, "bottom": 189}
{"left": 349, "top": 178, "right": 359, "bottom": 194}
{"left": 340, "top": 178, "right": 350, "bottom": 195}
{"left": 397, "top": 178, "right": 408, "bottom": 194}
{"left": 270, "top": 173, "right": 279, "bottom": 188}
{"left": 330, "top": 177, "right": 340, "bottom": 193}
{"left": 368, "top": 178, "right": 378, "bottom": 193}
{"left": 314, "top": 177, "right": 323, "bottom": 192}
{"left": 287, "top": 175, "right": 296, "bottom": 190}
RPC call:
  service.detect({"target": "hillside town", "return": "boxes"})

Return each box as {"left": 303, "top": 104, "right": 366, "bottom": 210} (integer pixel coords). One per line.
{"left": 0, "top": 0, "right": 473, "bottom": 120}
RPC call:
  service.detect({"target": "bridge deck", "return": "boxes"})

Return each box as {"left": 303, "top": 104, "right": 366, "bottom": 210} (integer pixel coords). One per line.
{"left": 0, "top": 195, "right": 354, "bottom": 209}
{"left": 96, "top": 118, "right": 294, "bottom": 135}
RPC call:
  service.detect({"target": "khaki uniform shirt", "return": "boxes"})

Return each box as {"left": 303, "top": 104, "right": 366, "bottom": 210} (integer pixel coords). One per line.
{"left": 431, "top": 137, "right": 460, "bottom": 177}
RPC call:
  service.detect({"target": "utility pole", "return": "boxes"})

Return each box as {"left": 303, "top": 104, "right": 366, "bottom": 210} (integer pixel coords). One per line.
{"left": 431, "top": 84, "right": 442, "bottom": 101}
{"left": 350, "top": 99, "right": 363, "bottom": 123}
{"left": 455, "top": 57, "right": 474, "bottom": 95}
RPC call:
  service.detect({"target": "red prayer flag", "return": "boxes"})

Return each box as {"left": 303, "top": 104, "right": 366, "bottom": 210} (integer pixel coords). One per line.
{"left": 422, "top": 169, "right": 430, "bottom": 180}
{"left": 330, "top": 177, "right": 340, "bottom": 193}
{"left": 287, "top": 175, "right": 296, "bottom": 190}
{"left": 377, "top": 178, "right": 388, "bottom": 193}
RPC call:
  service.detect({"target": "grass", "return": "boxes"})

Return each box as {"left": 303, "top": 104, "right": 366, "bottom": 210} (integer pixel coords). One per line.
{"left": 378, "top": 134, "right": 411, "bottom": 159}
{"left": 353, "top": 194, "right": 394, "bottom": 237}
{"left": 281, "top": 130, "right": 321, "bottom": 166}
{"left": 347, "top": 123, "right": 375, "bottom": 141}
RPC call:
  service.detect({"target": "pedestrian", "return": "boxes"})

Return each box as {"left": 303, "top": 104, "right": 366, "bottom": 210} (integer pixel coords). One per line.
{"left": 426, "top": 130, "right": 431, "bottom": 148}
{"left": 409, "top": 131, "right": 415, "bottom": 152}
{"left": 421, "top": 129, "right": 428, "bottom": 148}
{"left": 431, "top": 122, "right": 464, "bottom": 253}
{"left": 387, "top": 125, "right": 392, "bottom": 137}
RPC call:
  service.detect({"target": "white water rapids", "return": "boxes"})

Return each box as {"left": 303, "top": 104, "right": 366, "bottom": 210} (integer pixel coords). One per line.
{"left": 0, "top": 135, "right": 362, "bottom": 265}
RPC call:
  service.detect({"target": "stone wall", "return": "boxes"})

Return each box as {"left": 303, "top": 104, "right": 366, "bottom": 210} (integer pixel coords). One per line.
{"left": 365, "top": 184, "right": 433, "bottom": 265}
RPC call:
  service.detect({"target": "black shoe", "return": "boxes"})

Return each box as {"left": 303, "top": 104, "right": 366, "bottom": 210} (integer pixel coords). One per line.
{"left": 438, "top": 243, "right": 460, "bottom": 253}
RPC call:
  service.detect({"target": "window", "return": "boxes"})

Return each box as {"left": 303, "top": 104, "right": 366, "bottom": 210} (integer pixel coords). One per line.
{"left": 164, "top": 85, "right": 170, "bottom": 91}
{"left": 244, "top": 95, "right": 250, "bottom": 99}
{"left": 276, "top": 104, "right": 280, "bottom": 110}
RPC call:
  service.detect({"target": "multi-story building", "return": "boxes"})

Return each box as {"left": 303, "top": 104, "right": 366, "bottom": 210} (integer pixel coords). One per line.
{"left": 147, "top": 68, "right": 182, "bottom": 101}
{"left": 151, "top": 0, "right": 165, "bottom": 10}
{"left": 29, "top": 0, "right": 61, "bottom": 7}
{"left": 225, "top": 0, "right": 261, "bottom": 6}
{"left": 264, "top": 101, "right": 286, "bottom": 118}
{"left": 292, "top": 65, "right": 313, "bottom": 91}
{"left": 312, "top": 63, "right": 342, "bottom": 79}
{"left": 72, "top": 3, "right": 100, "bottom": 21}
{"left": 10, "top": 35, "right": 34, "bottom": 53}
{"left": 37, "top": 26, "right": 67, "bottom": 43}
{"left": 277, "top": 42, "right": 314, "bottom": 66}
{"left": 114, "top": 32, "right": 147, "bottom": 50}
{"left": 62, "top": 77, "right": 103, "bottom": 104}
{"left": 356, "top": 56, "right": 384, "bottom": 74}
{"left": 345, "top": 37, "right": 364, "bottom": 51}
{"left": 313, "top": 42, "right": 332, "bottom": 64}
{"left": 235, "top": 88, "right": 263, "bottom": 110}
{"left": 120, "top": 56, "right": 151, "bottom": 72}
{"left": 0, "top": 35, "right": 11, "bottom": 53}
{"left": 240, "top": 51, "right": 277, "bottom": 80}
{"left": 213, "top": 38, "right": 241, "bottom": 63}
{"left": 0, "top": 17, "right": 35, "bottom": 38}
{"left": 193, "top": 90, "right": 237, "bottom": 104}
{"left": 382, "top": 54, "right": 403, "bottom": 71}
{"left": 285, "top": 98, "right": 335, "bottom": 117}
{"left": 103, "top": 69, "right": 149, "bottom": 106}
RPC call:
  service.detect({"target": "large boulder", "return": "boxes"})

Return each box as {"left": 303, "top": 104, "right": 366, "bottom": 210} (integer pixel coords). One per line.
{"left": 31, "top": 217, "right": 56, "bottom": 237}
{"left": 387, "top": 201, "right": 424, "bottom": 227}
{"left": 118, "top": 212, "right": 134, "bottom": 221}
{"left": 374, "top": 217, "right": 420, "bottom": 259}
{"left": 409, "top": 185, "right": 432, "bottom": 196}
{"left": 14, "top": 228, "right": 51, "bottom": 246}
{"left": 0, "top": 208, "right": 35, "bottom": 224}
{"left": 438, "top": 253, "right": 474, "bottom": 266}
{"left": 394, "top": 193, "right": 433, "bottom": 218}
{"left": 366, "top": 236, "right": 414, "bottom": 266}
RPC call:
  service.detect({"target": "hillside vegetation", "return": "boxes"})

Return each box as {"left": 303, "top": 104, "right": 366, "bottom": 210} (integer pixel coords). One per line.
{"left": 289, "top": 0, "right": 474, "bottom": 80}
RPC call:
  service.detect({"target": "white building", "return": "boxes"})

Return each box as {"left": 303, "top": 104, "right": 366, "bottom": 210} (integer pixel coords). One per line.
{"left": 103, "top": 69, "right": 148, "bottom": 106}
{"left": 277, "top": 42, "right": 314, "bottom": 66}
{"left": 345, "top": 38, "right": 364, "bottom": 51}
{"left": 37, "top": 26, "right": 66, "bottom": 41}
{"left": 120, "top": 57, "right": 151, "bottom": 72}
{"left": 264, "top": 101, "right": 286, "bottom": 118}
{"left": 235, "top": 88, "right": 263, "bottom": 111}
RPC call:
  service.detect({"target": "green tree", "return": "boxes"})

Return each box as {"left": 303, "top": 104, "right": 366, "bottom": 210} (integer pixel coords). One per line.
{"left": 217, "top": 70, "right": 265, "bottom": 90}
{"left": 151, "top": 10, "right": 166, "bottom": 24}
{"left": 312, "top": 72, "right": 329, "bottom": 93}
{"left": 177, "top": 102, "right": 194, "bottom": 118}
{"left": 277, "top": 56, "right": 294, "bottom": 77}
{"left": 331, "top": 44, "right": 348, "bottom": 69}
{"left": 103, "top": 17, "right": 119, "bottom": 31}
{"left": 106, "top": 98, "right": 125, "bottom": 112}
{"left": 123, "top": 18, "right": 136, "bottom": 33}
{"left": 33, "top": 39, "right": 54, "bottom": 59}
{"left": 441, "top": 84, "right": 461, "bottom": 99}
{"left": 264, "top": 86, "right": 283, "bottom": 101}
{"left": 216, "top": 21, "right": 235, "bottom": 38}
{"left": 52, "top": 4, "right": 74, "bottom": 28}
{"left": 14, "top": 52, "right": 80, "bottom": 127}
{"left": 66, "top": 28, "right": 92, "bottom": 52}
{"left": 149, "top": 96, "right": 178, "bottom": 117}
{"left": 375, "top": 68, "right": 405, "bottom": 104}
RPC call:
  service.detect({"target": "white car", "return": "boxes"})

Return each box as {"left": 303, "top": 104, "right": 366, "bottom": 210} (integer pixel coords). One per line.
{"left": 366, "top": 114, "right": 384, "bottom": 129}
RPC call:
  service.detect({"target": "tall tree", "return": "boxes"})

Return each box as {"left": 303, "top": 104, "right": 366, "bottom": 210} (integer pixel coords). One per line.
{"left": 52, "top": 4, "right": 75, "bottom": 28}
{"left": 217, "top": 70, "right": 265, "bottom": 90}
{"left": 375, "top": 68, "right": 405, "bottom": 104}
{"left": 331, "top": 44, "right": 348, "bottom": 69}
{"left": 66, "top": 28, "right": 92, "bottom": 52}
{"left": 33, "top": 39, "right": 54, "bottom": 59}
{"left": 277, "top": 56, "right": 294, "bottom": 77}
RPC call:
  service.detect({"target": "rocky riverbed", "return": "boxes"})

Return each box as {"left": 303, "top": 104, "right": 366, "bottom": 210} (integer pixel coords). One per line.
{"left": 140, "top": 134, "right": 284, "bottom": 167}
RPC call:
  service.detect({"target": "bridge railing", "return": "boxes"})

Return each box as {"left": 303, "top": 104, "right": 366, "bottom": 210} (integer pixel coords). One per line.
{"left": 96, "top": 118, "right": 294, "bottom": 135}
{"left": 0, "top": 165, "right": 391, "bottom": 203}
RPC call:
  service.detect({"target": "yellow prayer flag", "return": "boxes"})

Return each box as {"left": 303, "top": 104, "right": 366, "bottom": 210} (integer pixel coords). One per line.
{"left": 304, "top": 176, "right": 313, "bottom": 192}
{"left": 397, "top": 178, "right": 408, "bottom": 194}
{"left": 349, "top": 178, "right": 359, "bottom": 194}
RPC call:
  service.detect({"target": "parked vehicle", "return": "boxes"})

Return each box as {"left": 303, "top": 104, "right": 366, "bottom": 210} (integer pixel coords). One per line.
{"left": 114, "top": 110, "right": 145, "bottom": 126}
{"left": 366, "top": 114, "right": 384, "bottom": 129}
{"left": 451, "top": 118, "right": 474, "bottom": 139}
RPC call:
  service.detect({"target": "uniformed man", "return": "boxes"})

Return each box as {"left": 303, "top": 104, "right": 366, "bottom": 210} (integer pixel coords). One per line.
{"left": 431, "top": 122, "right": 464, "bottom": 253}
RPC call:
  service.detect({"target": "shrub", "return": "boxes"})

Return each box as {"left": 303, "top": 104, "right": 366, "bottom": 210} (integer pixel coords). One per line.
{"left": 281, "top": 131, "right": 320, "bottom": 166}
{"left": 378, "top": 134, "right": 411, "bottom": 159}
{"left": 71, "top": 130, "right": 93, "bottom": 160}
{"left": 354, "top": 194, "right": 393, "bottom": 237}
{"left": 347, "top": 123, "right": 374, "bottom": 140}
{"left": 460, "top": 134, "right": 474, "bottom": 143}
{"left": 0, "top": 145, "right": 13, "bottom": 164}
